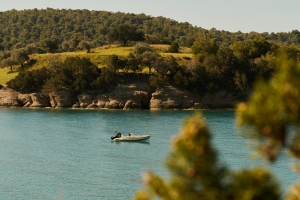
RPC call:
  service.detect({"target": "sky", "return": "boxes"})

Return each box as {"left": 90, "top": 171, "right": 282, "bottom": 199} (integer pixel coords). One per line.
{"left": 0, "top": 0, "right": 299, "bottom": 33}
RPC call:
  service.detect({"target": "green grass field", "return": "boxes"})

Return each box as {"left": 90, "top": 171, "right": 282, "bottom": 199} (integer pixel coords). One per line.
{"left": 0, "top": 44, "right": 193, "bottom": 85}
{"left": 0, "top": 68, "right": 19, "bottom": 85}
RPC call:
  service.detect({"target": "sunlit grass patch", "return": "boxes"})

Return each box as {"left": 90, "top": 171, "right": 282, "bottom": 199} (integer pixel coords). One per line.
{"left": 0, "top": 45, "right": 194, "bottom": 83}
{"left": 0, "top": 67, "right": 18, "bottom": 85}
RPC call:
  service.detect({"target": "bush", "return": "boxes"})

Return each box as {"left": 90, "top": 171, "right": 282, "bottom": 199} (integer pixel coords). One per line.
{"left": 149, "top": 74, "right": 168, "bottom": 88}
{"left": 7, "top": 67, "right": 51, "bottom": 93}
{"left": 92, "top": 68, "right": 118, "bottom": 92}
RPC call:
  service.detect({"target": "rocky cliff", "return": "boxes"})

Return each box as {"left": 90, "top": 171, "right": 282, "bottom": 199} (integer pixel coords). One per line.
{"left": 0, "top": 84, "right": 249, "bottom": 109}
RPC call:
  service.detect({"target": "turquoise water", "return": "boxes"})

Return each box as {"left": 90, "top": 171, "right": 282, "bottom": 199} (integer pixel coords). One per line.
{"left": 0, "top": 108, "right": 298, "bottom": 199}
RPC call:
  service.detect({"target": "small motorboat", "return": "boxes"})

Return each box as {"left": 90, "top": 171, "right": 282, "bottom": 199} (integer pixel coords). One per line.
{"left": 111, "top": 131, "right": 150, "bottom": 142}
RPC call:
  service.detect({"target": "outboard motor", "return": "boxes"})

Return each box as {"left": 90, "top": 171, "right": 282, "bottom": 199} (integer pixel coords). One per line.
{"left": 111, "top": 132, "right": 122, "bottom": 140}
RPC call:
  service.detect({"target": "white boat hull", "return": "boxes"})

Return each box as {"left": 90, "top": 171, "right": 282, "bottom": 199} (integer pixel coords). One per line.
{"left": 112, "top": 135, "right": 150, "bottom": 142}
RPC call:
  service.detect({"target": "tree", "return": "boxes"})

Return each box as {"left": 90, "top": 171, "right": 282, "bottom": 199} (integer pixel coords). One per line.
{"left": 108, "top": 24, "right": 145, "bottom": 46}
{"left": 0, "top": 51, "right": 12, "bottom": 70}
{"left": 69, "top": 33, "right": 84, "bottom": 50}
{"left": 152, "top": 56, "right": 177, "bottom": 75}
{"left": 125, "top": 53, "right": 141, "bottom": 73}
{"left": 106, "top": 54, "right": 126, "bottom": 73}
{"left": 62, "top": 41, "right": 70, "bottom": 52}
{"left": 11, "top": 42, "right": 26, "bottom": 50}
{"left": 133, "top": 43, "right": 159, "bottom": 74}
{"left": 1, "top": 56, "right": 15, "bottom": 72}
{"left": 40, "top": 37, "right": 59, "bottom": 53}
{"left": 236, "top": 55, "right": 300, "bottom": 197}
{"left": 25, "top": 43, "right": 38, "bottom": 55}
{"left": 77, "top": 40, "right": 94, "bottom": 53}
{"left": 0, "top": 49, "right": 29, "bottom": 71}
{"left": 191, "top": 34, "right": 219, "bottom": 62}
{"left": 230, "top": 36, "right": 271, "bottom": 60}
{"left": 43, "top": 56, "right": 100, "bottom": 93}
{"left": 134, "top": 55, "right": 300, "bottom": 200}
{"left": 247, "top": 36, "right": 271, "bottom": 59}
{"left": 92, "top": 67, "right": 118, "bottom": 92}
{"left": 168, "top": 41, "right": 179, "bottom": 53}
{"left": 134, "top": 114, "right": 280, "bottom": 200}
{"left": 149, "top": 74, "right": 168, "bottom": 88}
{"left": 11, "top": 49, "right": 30, "bottom": 68}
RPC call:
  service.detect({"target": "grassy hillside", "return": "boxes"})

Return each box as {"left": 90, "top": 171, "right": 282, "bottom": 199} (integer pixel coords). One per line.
{"left": 0, "top": 44, "right": 193, "bottom": 85}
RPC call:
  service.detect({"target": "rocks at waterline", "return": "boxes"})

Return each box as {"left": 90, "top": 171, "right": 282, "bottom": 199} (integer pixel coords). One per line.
{"left": 0, "top": 84, "right": 249, "bottom": 109}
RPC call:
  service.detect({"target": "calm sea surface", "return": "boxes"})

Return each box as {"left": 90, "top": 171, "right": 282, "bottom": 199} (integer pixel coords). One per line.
{"left": 0, "top": 108, "right": 298, "bottom": 199}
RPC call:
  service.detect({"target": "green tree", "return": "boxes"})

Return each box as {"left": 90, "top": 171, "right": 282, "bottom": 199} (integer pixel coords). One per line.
{"left": 133, "top": 43, "right": 159, "bottom": 74}
{"left": 7, "top": 67, "right": 51, "bottom": 93}
{"left": 168, "top": 41, "right": 179, "bottom": 53}
{"left": 191, "top": 34, "right": 219, "bottom": 62}
{"left": 106, "top": 54, "right": 126, "bottom": 73}
{"left": 62, "top": 41, "right": 70, "bottom": 52}
{"left": 0, "top": 51, "right": 12, "bottom": 70}
{"left": 230, "top": 36, "right": 271, "bottom": 60}
{"left": 134, "top": 114, "right": 280, "bottom": 200}
{"left": 108, "top": 24, "right": 145, "bottom": 46}
{"left": 40, "top": 37, "right": 59, "bottom": 53}
{"left": 11, "top": 49, "right": 30, "bottom": 68}
{"left": 152, "top": 56, "right": 177, "bottom": 75}
{"left": 25, "top": 43, "right": 38, "bottom": 55}
{"left": 43, "top": 56, "right": 100, "bottom": 93}
{"left": 125, "top": 53, "right": 141, "bottom": 73}
{"left": 69, "top": 33, "right": 84, "bottom": 51}
{"left": 134, "top": 55, "right": 300, "bottom": 200}
{"left": 149, "top": 74, "right": 168, "bottom": 88}
{"left": 0, "top": 49, "right": 29, "bottom": 71}
{"left": 92, "top": 67, "right": 118, "bottom": 92}
{"left": 236, "top": 55, "right": 300, "bottom": 197}
{"left": 77, "top": 40, "right": 94, "bottom": 53}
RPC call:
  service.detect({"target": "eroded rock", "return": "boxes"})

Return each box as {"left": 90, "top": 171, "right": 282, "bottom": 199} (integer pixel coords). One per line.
{"left": 49, "top": 90, "right": 74, "bottom": 108}
{"left": 0, "top": 86, "right": 20, "bottom": 107}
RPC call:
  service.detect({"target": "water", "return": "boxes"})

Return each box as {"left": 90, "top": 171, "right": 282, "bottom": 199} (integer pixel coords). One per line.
{"left": 0, "top": 108, "right": 298, "bottom": 199}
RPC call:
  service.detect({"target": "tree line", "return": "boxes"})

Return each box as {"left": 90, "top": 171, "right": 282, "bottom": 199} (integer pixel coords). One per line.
{"left": 1, "top": 8, "right": 300, "bottom": 51}
{"left": 6, "top": 35, "right": 300, "bottom": 96}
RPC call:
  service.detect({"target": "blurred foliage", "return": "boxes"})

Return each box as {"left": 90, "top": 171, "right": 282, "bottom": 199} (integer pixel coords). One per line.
{"left": 134, "top": 54, "right": 300, "bottom": 200}
{"left": 134, "top": 114, "right": 280, "bottom": 200}
{"left": 236, "top": 55, "right": 300, "bottom": 198}
{"left": 236, "top": 56, "right": 300, "bottom": 161}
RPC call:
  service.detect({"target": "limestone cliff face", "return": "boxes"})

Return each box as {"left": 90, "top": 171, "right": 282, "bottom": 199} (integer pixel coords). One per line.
{"left": 0, "top": 84, "right": 249, "bottom": 109}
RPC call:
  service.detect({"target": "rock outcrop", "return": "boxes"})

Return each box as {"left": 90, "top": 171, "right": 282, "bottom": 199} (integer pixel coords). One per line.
{"left": 18, "top": 93, "right": 32, "bottom": 107}
{"left": 93, "top": 83, "right": 151, "bottom": 109}
{"left": 0, "top": 84, "right": 249, "bottom": 109}
{"left": 149, "top": 86, "right": 249, "bottom": 110}
{"left": 29, "top": 93, "right": 50, "bottom": 107}
{"left": 150, "top": 86, "right": 184, "bottom": 109}
{"left": 49, "top": 91, "right": 75, "bottom": 108}
{"left": 0, "top": 86, "right": 20, "bottom": 107}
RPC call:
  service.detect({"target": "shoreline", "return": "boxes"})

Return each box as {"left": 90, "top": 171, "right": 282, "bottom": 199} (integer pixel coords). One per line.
{"left": 0, "top": 84, "right": 249, "bottom": 110}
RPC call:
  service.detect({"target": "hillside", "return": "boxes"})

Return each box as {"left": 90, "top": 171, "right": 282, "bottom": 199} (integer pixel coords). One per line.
{"left": 0, "top": 44, "right": 193, "bottom": 85}
{"left": 2, "top": 8, "right": 300, "bottom": 99}
{"left": 1, "top": 8, "right": 300, "bottom": 51}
